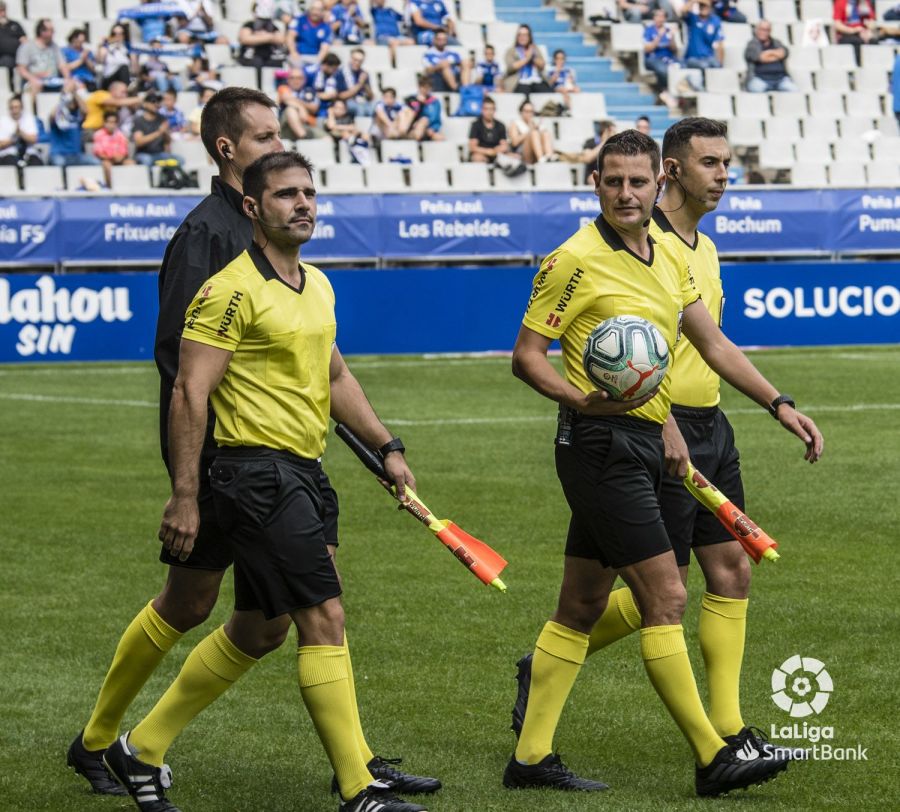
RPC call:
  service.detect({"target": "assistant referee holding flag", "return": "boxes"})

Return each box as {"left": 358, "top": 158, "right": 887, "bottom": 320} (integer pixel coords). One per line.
{"left": 103, "top": 151, "right": 428, "bottom": 812}
{"left": 504, "top": 130, "right": 823, "bottom": 797}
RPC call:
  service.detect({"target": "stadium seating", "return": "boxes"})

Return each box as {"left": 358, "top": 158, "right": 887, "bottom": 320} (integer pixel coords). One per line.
{"left": 23, "top": 165, "right": 64, "bottom": 193}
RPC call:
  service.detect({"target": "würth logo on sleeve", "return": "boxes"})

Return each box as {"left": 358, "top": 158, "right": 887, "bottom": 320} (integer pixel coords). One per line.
{"left": 554, "top": 267, "right": 585, "bottom": 313}
{"left": 216, "top": 290, "right": 244, "bottom": 337}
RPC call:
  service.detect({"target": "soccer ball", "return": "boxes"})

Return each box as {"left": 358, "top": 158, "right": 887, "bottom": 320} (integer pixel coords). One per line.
{"left": 583, "top": 315, "right": 670, "bottom": 400}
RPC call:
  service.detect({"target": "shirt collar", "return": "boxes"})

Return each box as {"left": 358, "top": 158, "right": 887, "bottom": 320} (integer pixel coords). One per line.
{"left": 249, "top": 241, "right": 307, "bottom": 293}
{"left": 212, "top": 175, "right": 245, "bottom": 216}
{"left": 594, "top": 214, "right": 655, "bottom": 267}
{"left": 652, "top": 206, "right": 699, "bottom": 251}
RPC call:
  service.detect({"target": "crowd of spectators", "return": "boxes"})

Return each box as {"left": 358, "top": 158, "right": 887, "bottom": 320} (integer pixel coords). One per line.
{"left": 0, "top": 0, "right": 896, "bottom": 187}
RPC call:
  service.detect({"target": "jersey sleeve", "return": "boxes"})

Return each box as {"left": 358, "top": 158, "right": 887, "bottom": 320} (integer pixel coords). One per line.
{"left": 680, "top": 254, "right": 701, "bottom": 308}
{"left": 522, "top": 249, "right": 590, "bottom": 339}
{"left": 182, "top": 271, "right": 252, "bottom": 351}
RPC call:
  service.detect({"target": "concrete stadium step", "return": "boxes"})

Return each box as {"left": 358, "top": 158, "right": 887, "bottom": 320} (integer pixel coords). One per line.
{"left": 495, "top": 9, "right": 572, "bottom": 32}
{"left": 493, "top": 0, "right": 543, "bottom": 8}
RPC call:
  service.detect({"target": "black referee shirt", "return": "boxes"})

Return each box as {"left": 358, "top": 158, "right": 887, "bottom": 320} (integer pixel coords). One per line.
{"left": 154, "top": 176, "right": 253, "bottom": 472}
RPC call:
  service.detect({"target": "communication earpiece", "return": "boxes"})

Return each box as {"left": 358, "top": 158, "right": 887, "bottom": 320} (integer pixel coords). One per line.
{"left": 221, "top": 144, "right": 232, "bottom": 160}
{"left": 667, "top": 164, "right": 678, "bottom": 179}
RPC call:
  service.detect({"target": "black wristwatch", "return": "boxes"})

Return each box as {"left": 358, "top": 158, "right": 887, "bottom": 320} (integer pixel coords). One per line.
{"left": 768, "top": 394, "right": 795, "bottom": 419}
{"left": 379, "top": 437, "right": 406, "bottom": 458}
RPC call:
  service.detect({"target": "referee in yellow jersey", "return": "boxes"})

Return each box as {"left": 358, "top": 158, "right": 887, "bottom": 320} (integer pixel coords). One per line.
{"left": 520, "top": 117, "right": 809, "bottom": 771}
{"left": 103, "top": 152, "right": 429, "bottom": 812}
{"left": 504, "top": 130, "right": 823, "bottom": 797}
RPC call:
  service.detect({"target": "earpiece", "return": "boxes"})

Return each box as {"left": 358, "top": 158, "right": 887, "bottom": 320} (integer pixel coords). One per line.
{"left": 667, "top": 164, "right": 678, "bottom": 178}
{"left": 221, "top": 144, "right": 232, "bottom": 159}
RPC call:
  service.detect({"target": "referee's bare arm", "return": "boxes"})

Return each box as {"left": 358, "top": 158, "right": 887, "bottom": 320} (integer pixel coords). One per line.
{"left": 328, "top": 345, "right": 416, "bottom": 500}
{"left": 160, "top": 340, "right": 233, "bottom": 560}
{"left": 682, "top": 300, "right": 824, "bottom": 463}
{"left": 511, "top": 325, "right": 657, "bottom": 416}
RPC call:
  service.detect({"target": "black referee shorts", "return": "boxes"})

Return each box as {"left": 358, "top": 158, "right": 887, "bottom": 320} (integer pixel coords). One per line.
{"left": 208, "top": 448, "right": 342, "bottom": 620}
{"left": 659, "top": 405, "right": 745, "bottom": 567}
{"left": 556, "top": 414, "right": 672, "bottom": 569}
{"left": 159, "top": 455, "right": 339, "bottom": 571}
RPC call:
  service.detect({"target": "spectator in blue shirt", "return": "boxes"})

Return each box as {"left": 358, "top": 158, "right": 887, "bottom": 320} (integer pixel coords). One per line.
{"left": 288, "top": 0, "right": 333, "bottom": 64}
{"left": 160, "top": 87, "right": 187, "bottom": 132}
{"left": 331, "top": 0, "right": 365, "bottom": 44}
{"left": 682, "top": 0, "right": 725, "bottom": 69}
{"left": 342, "top": 47, "right": 374, "bottom": 115}
{"left": 643, "top": 8, "right": 682, "bottom": 95}
{"left": 312, "top": 52, "right": 349, "bottom": 116}
{"left": 712, "top": 0, "right": 747, "bottom": 22}
{"left": 423, "top": 29, "right": 461, "bottom": 91}
{"left": 548, "top": 48, "right": 580, "bottom": 108}
{"left": 370, "top": 86, "right": 403, "bottom": 141}
{"left": 397, "top": 74, "right": 443, "bottom": 140}
{"left": 503, "top": 24, "right": 551, "bottom": 93}
{"left": 369, "top": 0, "right": 414, "bottom": 61}
{"left": 62, "top": 28, "right": 97, "bottom": 91}
{"left": 49, "top": 81, "right": 99, "bottom": 167}
{"left": 410, "top": 0, "right": 458, "bottom": 46}
{"left": 466, "top": 43, "right": 502, "bottom": 89}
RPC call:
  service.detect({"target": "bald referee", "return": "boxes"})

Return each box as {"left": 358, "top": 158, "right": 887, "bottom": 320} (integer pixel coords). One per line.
{"left": 103, "top": 151, "right": 429, "bottom": 812}
{"left": 504, "top": 130, "right": 822, "bottom": 797}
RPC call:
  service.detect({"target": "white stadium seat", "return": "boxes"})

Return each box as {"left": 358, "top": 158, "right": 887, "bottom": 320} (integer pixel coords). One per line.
{"left": 365, "top": 163, "right": 407, "bottom": 191}
{"left": 757, "top": 139, "right": 795, "bottom": 169}
{"left": 441, "top": 117, "right": 476, "bottom": 143}
{"left": 761, "top": 0, "right": 798, "bottom": 22}
{"left": 866, "top": 161, "right": 900, "bottom": 186}
{"left": 64, "top": 164, "right": 105, "bottom": 190}
{"left": 109, "top": 165, "right": 151, "bottom": 193}
{"left": 797, "top": 135, "right": 833, "bottom": 163}
{"left": 790, "top": 162, "right": 828, "bottom": 186}
{"left": 815, "top": 68, "right": 851, "bottom": 93}
{"left": 298, "top": 139, "right": 338, "bottom": 168}
{"left": 696, "top": 92, "right": 733, "bottom": 120}
{"left": 449, "top": 162, "right": 491, "bottom": 192}
{"left": 408, "top": 164, "right": 449, "bottom": 191}
{"left": 322, "top": 164, "right": 365, "bottom": 192}
{"left": 821, "top": 44, "right": 857, "bottom": 68}
{"left": 829, "top": 161, "right": 868, "bottom": 186}
{"left": 833, "top": 139, "right": 871, "bottom": 162}
{"left": 195, "top": 165, "right": 217, "bottom": 191}
{"left": 421, "top": 140, "right": 461, "bottom": 164}
{"left": 705, "top": 68, "right": 741, "bottom": 95}
{"left": 801, "top": 116, "right": 839, "bottom": 139}
{"left": 380, "top": 140, "right": 420, "bottom": 163}
{"left": 860, "top": 45, "right": 896, "bottom": 71}
{"left": 534, "top": 162, "right": 576, "bottom": 190}
{"left": 845, "top": 93, "right": 883, "bottom": 118}
{"left": 23, "top": 165, "right": 65, "bottom": 193}
{"left": 492, "top": 165, "right": 533, "bottom": 190}
{"left": 765, "top": 116, "right": 802, "bottom": 141}
{"left": 459, "top": 0, "right": 495, "bottom": 25}
{"left": 840, "top": 117, "right": 877, "bottom": 138}
{"left": 0, "top": 164, "right": 18, "bottom": 191}
{"left": 394, "top": 46, "right": 429, "bottom": 73}
{"left": 872, "top": 138, "right": 900, "bottom": 162}
{"left": 728, "top": 118, "right": 764, "bottom": 147}
{"left": 734, "top": 92, "right": 771, "bottom": 119}
{"left": 806, "top": 91, "right": 845, "bottom": 116}
{"left": 770, "top": 91, "right": 807, "bottom": 117}
{"left": 567, "top": 94, "right": 607, "bottom": 119}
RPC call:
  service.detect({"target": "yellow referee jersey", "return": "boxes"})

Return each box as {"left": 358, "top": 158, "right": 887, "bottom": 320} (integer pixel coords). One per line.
{"left": 524, "top": 215, "right": 699, "bottom": 425}
{"left": 650, "top": 208, "right": 723, "bottom": 408}
{"left": 182, "top": 243, "right": 336, "bottom": 459}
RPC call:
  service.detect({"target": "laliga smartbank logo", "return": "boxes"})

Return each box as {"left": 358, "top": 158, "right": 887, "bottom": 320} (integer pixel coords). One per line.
{"left": 768, "top": 655, "right": 868, "bottom": 761}
{"left": 771, "top": 654, "right": 833, "bottom": 718}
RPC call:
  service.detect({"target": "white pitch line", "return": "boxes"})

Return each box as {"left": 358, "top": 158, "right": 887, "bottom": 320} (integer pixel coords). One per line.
{"left": 0, "top": 366, "right": 153, "bottom": 376}
{"left": 1, "top": 391, "right": 898, "bottom": 421}
{"left": 0, "top": 392, "right": 156, "bottom": 408}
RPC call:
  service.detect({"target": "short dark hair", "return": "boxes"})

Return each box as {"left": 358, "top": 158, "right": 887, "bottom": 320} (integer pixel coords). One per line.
{"left": 36, "top": 18, "right": 52, "bottom": 36}
{"left": 103, "top": 110, "right": 119, "bottom": 122}
{"left": 553, "top": 49, "right": 565, "bottom": 58}
{"left": 596, "top": 129, "right": 660, "bottom": 177}
{"left": 322, "top": 52, "right": 341, "bottom": 67}
{"left": 482, "top": 95, "right": 496, "bottom": 107}
{"left": 662, "top": 116, "right": 728, "bottom": 160}
{"left": 67, "top": 27, "right": 86, "bottom": 43}
{"left": 637, "top": 115, "right": 651, "bottom": 125}
{"left": 200, "top": 86, "right": 277, "bottom": 168}
{"left": 382, "top": 86, "right": 396, "bottom": 96}
{"left": 243, "top": 151, "right": 315, "bottom": 208}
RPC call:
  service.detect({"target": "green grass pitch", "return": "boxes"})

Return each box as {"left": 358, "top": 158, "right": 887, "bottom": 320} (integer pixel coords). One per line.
{"left": 1, "top": 346, "right": 898, "bottom": 811}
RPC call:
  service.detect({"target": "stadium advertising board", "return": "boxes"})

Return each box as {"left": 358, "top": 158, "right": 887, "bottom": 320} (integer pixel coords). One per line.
{"left": 5, "top": 189, "right": 895, "bottom": 265}
{"left": 0, "top": 199, "right": 58, "bottom": 265}
{"left": 0, "top": 272, "right": 157, "bottom": 362}
{"left": 56, "top": 197, "right": 197, "bottom": 262}
{"left": 376, "top": 193, "right": 532, "bottom": 258}
{"left": 1, "top": 263, "right": 898, "bottom": 362}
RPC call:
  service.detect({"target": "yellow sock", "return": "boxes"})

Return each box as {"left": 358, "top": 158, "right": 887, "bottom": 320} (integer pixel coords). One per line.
{"left": 586, "top": 587, "right": 642, "bottom": 656}
{"left": 514, "top": 621, "right": 588, "bottom": 765}
{"left": 82, "top": 601, "right": 182, "bottom": 751}
{"left": 298, "top": 645, "right": 372, "bottom": 801}
{"left": 641, "top": 625, "right": 726, "bottom": 767}
{"left": 345, "top": 633, "right": 375, "bottom": 764}
{"left": 129, "top": 626, "right": 257, "bottom": 766}
{"left": 699, "top": 592, "right": 748, "bottom": 738}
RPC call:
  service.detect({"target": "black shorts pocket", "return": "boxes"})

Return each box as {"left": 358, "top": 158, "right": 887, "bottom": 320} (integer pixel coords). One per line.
{"left": 210, "top": 460, "right": 283, "bottom": 529}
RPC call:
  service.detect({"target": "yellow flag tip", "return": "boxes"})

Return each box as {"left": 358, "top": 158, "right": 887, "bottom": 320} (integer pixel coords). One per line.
{"left": 763, "top": 548, "right": 780, "bottom": 562}
{"left": 490, "top": 577, "right": 508, "bottom": 593}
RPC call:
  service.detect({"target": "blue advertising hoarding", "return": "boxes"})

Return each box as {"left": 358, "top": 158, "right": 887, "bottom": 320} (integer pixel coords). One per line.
{"left": 0, "top": 189, "right": 897, "bottom": 266}
{"left": 1, "top": 262, "right": 897, "bottom": 363}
